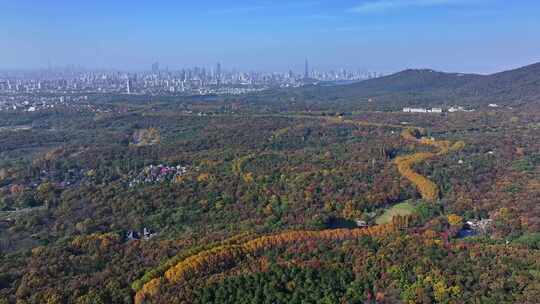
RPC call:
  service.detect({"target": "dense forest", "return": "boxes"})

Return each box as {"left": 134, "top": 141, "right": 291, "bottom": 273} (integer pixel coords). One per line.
{"left": 1, "top": 83, "right": 540, "bottom": 303}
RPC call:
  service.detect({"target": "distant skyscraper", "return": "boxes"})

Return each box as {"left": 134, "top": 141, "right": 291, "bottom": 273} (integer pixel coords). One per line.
{"left": 152, "top": 62, "right": 159, "bottom": 73}
{"left": 181, "top": 69, "right": 186, "bottom": 82}
{"left": 304, "top": 59, "right": 309, "bottom": 79}
{"left": 216, "top": 62, "right": 222, "bottom": 86}
{"left": 126, "top": 78, "right": 131, "bottom": 94}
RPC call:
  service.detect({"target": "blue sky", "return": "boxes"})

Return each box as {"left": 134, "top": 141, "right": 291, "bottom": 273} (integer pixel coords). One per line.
{"left": 1, "top": 0, "right": 539, "bottom": 73}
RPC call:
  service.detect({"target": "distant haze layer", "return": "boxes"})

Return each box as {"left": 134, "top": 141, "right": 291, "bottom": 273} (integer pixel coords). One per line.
{"left": 1, "top": 0, "right": 539, "bottom": 73}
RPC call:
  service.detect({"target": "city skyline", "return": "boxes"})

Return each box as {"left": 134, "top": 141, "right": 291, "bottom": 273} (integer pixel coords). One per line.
{"left": 0, "top": 59, "right": 382, "bottom": 101}
{"left": 0, "top": 60, "right": 382, "bottom": 76}
{"left": 1, "top": 1, "right": 540, "bottom": 74}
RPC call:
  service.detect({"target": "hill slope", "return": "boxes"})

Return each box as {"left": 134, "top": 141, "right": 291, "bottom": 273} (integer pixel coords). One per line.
{"left": 344, "top": 69, "right": 482, "bottom": 96}
{"left": 459, "top": 62, "right": 540, "bottom": 103}
{"left": 291, "top": 62, "right": 540, "bottom": 107}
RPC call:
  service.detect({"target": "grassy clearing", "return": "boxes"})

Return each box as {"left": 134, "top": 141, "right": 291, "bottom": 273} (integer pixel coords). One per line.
{"left": 375, "top": 202, "right": 416, "bottom": 225}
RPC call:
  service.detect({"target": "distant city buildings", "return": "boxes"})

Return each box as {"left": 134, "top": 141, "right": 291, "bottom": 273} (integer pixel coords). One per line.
{"left": 152, "top": 62, "right": 159, "bottom": 74}
{"left": 0, "top": 93, "right": 107, "bottom": 113}
{"left": 126, "top": 77, "right": 132, "bottom": 94}
{"left": 0, "top": 61, "right": 380, "bottom": 98}
{"left": 0, "top": 61, "right": 384, "bottom": 113}
{"left": 216, "top": 62, "right": 222, "bottom": 87}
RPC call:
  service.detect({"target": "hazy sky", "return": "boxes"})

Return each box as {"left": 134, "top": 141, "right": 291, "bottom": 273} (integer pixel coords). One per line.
{"left": 1, "top": 0, "right": 539, "bottom": 73}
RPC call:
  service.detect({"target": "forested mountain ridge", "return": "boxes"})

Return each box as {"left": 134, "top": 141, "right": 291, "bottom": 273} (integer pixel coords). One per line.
{"left": 343, "top": 62, "right": 540, "bottom": 104}
{"left": 458, "top": 61, "right": 540, "bottom": 103}
{"left": 338, "top": 69, "right": 482, "bottom": 96}
{"left": 271, "top": 62, "right": 540, "bottom": 109}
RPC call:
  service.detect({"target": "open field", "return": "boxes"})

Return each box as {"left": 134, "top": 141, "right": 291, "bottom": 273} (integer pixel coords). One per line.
{"left": 375, "top": 202, "right": 416, "bottom": 224}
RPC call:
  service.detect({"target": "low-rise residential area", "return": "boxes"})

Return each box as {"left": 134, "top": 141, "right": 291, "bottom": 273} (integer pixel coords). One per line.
{"left": 0, "top": 94, "right": 110, "bottom": 113}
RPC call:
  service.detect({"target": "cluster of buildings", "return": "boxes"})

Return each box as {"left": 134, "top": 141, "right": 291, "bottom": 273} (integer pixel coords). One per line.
{"left": 402, "top": 107, "right": 443, "bottom": 113}
{"left": 0, "top": 94, "right": 110, "bottom": 113}
{"left": 36, "top": 168, "right": 87, "bottom": 189}
{"left": 17, "top": 168, "right": 87, "bottom": 193}
{"left": 458, "top": 219, "right": 494, "bottom": 238}
{"left": 0, "top": 61, "right": 380, "bottom": 97}
{"left": 448, "top": 106, "right": 475, "bottom": 113}
{"left": 402, "top": 105, "right": 477, "bottom": 114}
{"left": 128, "top": 164, "right": 189, "bottom": 187}
{"left": 126, "top": 227, "right": 157, "bottom": 241}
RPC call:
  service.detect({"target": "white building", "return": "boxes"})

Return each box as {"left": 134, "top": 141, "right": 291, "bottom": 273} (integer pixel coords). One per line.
{"left": 449, "top": 106, "right": 464, "bottom": 112}
{"left": 403, "top": 107, "right": 442, "bottom": 113}
{"left": 403, "top": 107, "right": 427, "bottom": 113}
{"left": 449, "top": 105, "right": 476, "bottom": 113}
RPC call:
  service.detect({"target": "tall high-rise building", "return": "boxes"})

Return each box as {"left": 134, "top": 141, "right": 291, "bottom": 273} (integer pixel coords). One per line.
{"left": 152, "top": 62, "right": 159, "bottom": 73}
{"left": 304, "top": 59, "right": 309, "bottom": 79}
{"left": 126, "top": 78, "right": 131, "bottom": 94}
{"left": 216, "top": 62, "right": 222, "bottom": 86}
